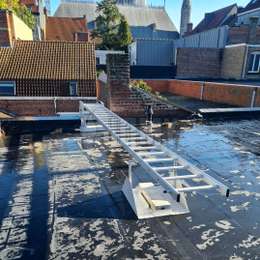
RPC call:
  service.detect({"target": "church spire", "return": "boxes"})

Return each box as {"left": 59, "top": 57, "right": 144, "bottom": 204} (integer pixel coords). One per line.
{"left": 180, "top": 0, "right": 191, "bottom": 36}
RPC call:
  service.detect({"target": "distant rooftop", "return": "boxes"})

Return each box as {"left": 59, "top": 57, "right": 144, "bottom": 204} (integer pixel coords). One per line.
{"left": 54, "top": 1, "right": 177, "bottom": 32}
{"left": 45, "top": 16, "right": 89, "bottom": 42}
{"left": 192, "top": 4, "right": 238, "bottom": 34}
{"left": 241, "top": 0, "right": 260, "bottom": 13}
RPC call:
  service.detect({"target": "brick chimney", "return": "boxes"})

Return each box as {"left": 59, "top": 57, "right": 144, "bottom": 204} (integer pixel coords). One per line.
{"left": 180, "top": 0, "right": 191, "bottom": 36}
{"left": 0, "top": 10, "right": 15, "bottom": 47}
{"left": 248, "top": 16, "right": 259, "bottom": 44}
{"left": 186, "top": 23, "right": 193, "bottom": 35}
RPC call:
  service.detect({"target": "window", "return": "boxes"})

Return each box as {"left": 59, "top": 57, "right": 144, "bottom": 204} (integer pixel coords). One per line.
{"left": 0, "top": 81, "right": 15, "bottom": 96}
{"left": 96, "top": 57, "right": 101, "bottom": 65}
{"left": 69, "top": 81, "right": 78, "bottom": 96}
{"left": 248, "top": 52, "right": 260, "bottom": 73}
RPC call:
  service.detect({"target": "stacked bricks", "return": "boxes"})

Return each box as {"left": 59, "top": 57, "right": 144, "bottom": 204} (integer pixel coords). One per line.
{"left": 106, "top": 54, "right": 144, "bottom": 116}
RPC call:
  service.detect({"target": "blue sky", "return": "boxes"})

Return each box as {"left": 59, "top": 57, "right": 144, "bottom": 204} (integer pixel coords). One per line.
{"left": 51, "top": 0, "right": 250, "bottom": 28}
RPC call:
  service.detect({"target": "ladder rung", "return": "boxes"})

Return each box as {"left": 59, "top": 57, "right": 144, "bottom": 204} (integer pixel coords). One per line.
{"left": 118, "top": 133, "right": 140, "bottom": 137}
{"left": 145, "top": 158, "right": 174, "bottom": 163}
{"left": 127, "top": 142, "right": 152, "bottom": 146}
{"left": 155, "top": 166, "right": 186, "bottom": 171}
{"left": 123, "top": 137, "right": 144, "bottom": 141}
{"left": 116, "top": 132, "right": 136, "bottom": 136}
{"left": 110, "top": 127, "right": 129, "bottom": 130}
{"left": 164, "top": 174, "right": 198, "bottom": 180}
{"left": 177, "top": 185, "right": 214, "bottom": 193}
{"left": 137, "top": 151, "right": 165, "bottom": 156}
{"left": 132, "top": 146, "right": 157, "bottom": 151}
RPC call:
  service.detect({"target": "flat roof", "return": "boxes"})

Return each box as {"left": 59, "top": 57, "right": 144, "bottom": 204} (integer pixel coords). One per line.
{"left": 0, "top": 119, "right": 260, "bottom": 258}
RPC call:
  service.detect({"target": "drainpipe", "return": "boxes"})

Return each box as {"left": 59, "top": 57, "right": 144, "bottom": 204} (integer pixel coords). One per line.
{"left": 251, "top": 88, "right": 257, "bottom": 108}
{"left": 200, "top": 82, "right": 204, "bottom": 100}
{"left": 242, "top": 45, "right": 249, "bottom": 79}
{"left": 54, "top": 97, "right": 57, "bottom": 114}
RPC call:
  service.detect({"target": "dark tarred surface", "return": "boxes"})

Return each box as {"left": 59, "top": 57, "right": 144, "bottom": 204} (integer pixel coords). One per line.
{"left": 0, "top": 119, "right": 260, "bottom": 259}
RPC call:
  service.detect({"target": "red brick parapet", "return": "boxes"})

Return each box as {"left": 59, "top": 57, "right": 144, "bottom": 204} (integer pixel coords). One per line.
{"left": 144, "top": 79, "right": 260, "bottom": 108}
{"left": 0, "top": 97, "right": 96, "bottom": 117}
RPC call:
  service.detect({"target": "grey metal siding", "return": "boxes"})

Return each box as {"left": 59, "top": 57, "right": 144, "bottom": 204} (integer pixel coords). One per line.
{"left": 238, "top": 10, "right": 260, "bottom": 25}
{"left": 136, "top": 39, "right": 174, "bottom": 66}
{"left": 174, "top": 26, "right": 229, "bottom": 48}
{"left": 131, "top": 27, "right": 179, "bottom": 40}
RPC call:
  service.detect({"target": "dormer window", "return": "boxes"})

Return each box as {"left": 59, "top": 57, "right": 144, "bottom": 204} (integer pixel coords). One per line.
{"left": 69, "top": 81, "right": 78, "bottom": 96}
{"left": 248, "top": 52, "right": 260, "bottom": 73}
{"left": 0, "top": 81, "right": 15, "bottom": 96}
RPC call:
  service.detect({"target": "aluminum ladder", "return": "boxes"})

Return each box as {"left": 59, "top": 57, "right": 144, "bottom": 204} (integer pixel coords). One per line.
{"left": 80, "top": 102, "right": 230, "bottom": 219}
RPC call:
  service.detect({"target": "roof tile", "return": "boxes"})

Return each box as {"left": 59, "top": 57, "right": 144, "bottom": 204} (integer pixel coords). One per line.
{"left": 192, "top": 4, "right": 237, "bottom": 34}
{"left": 0, "top": 41, "right": 96, "bottom": 80}
{"left": 45, "top": 16, "right": 89, "bottom": 42}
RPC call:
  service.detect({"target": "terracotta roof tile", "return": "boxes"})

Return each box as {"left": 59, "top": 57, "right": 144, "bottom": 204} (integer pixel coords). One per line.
{"left": 0, "top": 41, "right": 96, "bottom": 80}
{"left": 46, "top": 16, "right": 89, "bottom": 42}
{"left": 192, "top": 4, "right": 238, "bottom": 34}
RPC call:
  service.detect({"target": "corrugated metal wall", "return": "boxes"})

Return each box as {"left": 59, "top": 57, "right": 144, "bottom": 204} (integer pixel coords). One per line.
{"left": 238, "top": 10, "right": 260, "bottom": 25}
{"left": 135, "top": 39, "right": 175, "bottom": 66}
{"left": 174, "top": 26, "right": 229, "bottom": 49}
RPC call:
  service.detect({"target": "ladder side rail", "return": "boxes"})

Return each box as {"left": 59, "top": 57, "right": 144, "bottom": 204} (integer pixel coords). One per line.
{"left": 84, "top": 104, "right": 181, "bottom": 202}
{"left": 84, "top": 103, "right": 229, "bottom": 197}
{"left": 94, "top": 105, "right": 229, "bottom": 197}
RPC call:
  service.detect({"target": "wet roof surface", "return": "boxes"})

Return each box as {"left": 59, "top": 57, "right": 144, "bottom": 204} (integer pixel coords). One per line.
{"left": 0, "top": 119, "right": 260, "bottom": 259}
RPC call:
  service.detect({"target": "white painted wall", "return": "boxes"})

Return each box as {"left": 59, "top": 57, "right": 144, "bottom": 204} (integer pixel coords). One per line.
{"left": 12, "top": 13, "right": 33, "bottom": 41}
{"left": 95, "top": 50, "right": 125, "bottom": 65}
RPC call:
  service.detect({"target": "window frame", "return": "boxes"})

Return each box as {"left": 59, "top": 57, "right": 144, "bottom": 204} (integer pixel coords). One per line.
{"left": 0, "top": 81, "right": 16, "bottom": 96}
{"left": 248, "top": 52, "right": 260, "bottom": 74}
{"left": 69, "top": 81, "right": 78, "bottom": 96}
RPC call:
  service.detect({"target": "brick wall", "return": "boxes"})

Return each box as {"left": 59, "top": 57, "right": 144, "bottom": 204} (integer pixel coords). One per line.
{"left": 143, "top": 79, "right": 260, "bottom": 107}
{"left": 255, "top": 88, "right": 260, "bottom": 107}
{"left": 203, "top": 83, "right": 254, "bottom": 107}
{"left": 228, "top": 25, "right": 260, "bottom": 45}
{"left": 0, "top": 100, "right": 55, "bottom": 116}
{"left": 176, "top": 48, "right": 223, "bottom": 79}
{"left": 221, "top": 45, "right": 246, "bottom": 80}
{"left": 104, "top": 54, "right": 186, "bottom": 117}
{"left": 0, "top": 10, "right": 14, "bottom": 47}
{"left": 106, "top": 54, "right": 142, "bottom": 116}
{"left": 168, "top": 80, "right": 202, "bottom": 99}
{"left": 144, "top": 80, "right": 170, "bottom": 93}
{"left": 9, "top": 79, "right": 96, "bottom": 97}
{"left": 0, "top": 98, "right": 95, "bottom": 116}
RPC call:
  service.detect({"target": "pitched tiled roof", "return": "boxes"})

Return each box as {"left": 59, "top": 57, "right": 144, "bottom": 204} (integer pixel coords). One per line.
{"left": 241, "top": 0, "right": 260, "bottom": 13}
{"left": 45, "top": 16, "right": 89, "bottom": 42}
{"left": 192, "top": 4, "right": 238, "bottom": 34}
{"left": 0, "top": 41, "right": 96, "bottom": 80}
